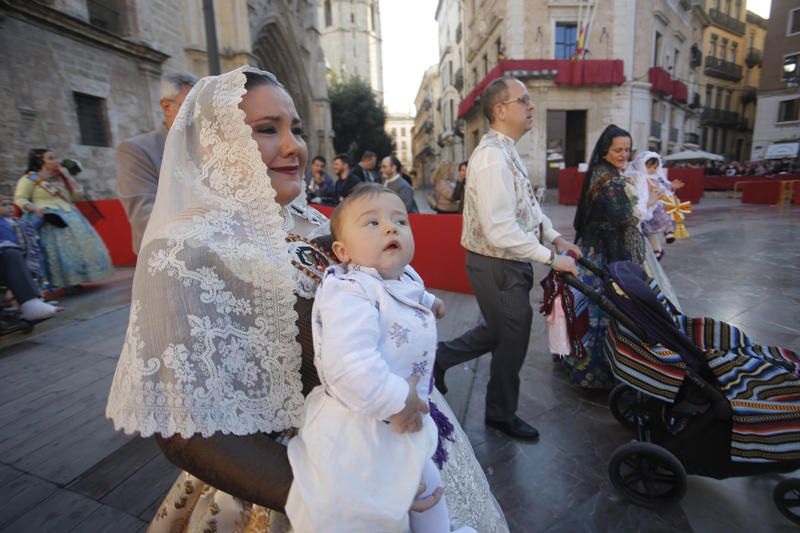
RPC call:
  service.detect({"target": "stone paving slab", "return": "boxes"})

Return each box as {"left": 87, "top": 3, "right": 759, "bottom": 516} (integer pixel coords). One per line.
{"left": 448, "top": 198, "right": 800, "bottom": 531}
{"left": 0, "top": 198, "right": 797, "bottom": 532}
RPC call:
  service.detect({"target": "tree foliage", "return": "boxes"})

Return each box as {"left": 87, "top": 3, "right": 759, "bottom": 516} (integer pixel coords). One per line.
{"left": 328, "top": 73, "right": 394, "bottom": 161}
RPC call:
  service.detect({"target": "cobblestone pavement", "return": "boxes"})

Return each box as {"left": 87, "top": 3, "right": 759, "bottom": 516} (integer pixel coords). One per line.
{"left": 0, "top": 197, "right": 798, "bottom": 531}
{"left": 449, "top": 197, "right": 800, "bottom": 532}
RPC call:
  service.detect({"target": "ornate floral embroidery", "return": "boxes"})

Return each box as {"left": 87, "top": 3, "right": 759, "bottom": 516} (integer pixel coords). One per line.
{"left": 411, "top": 358, "right": 429, "bottom": 377}
{"left": 388, "top": 322, "right": 410, "bottom": 347}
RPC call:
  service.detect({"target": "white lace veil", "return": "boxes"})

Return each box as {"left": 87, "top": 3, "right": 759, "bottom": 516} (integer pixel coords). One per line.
{"left": 106, "top": 66, "right": 305, "bottom": 437}
{"left": 629, "top": 151, "right": 669, "bottom": 190}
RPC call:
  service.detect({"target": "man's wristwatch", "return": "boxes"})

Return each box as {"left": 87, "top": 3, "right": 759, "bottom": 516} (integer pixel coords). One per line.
{"left": 545, "top": 250, "right": 555, "bottom": 267}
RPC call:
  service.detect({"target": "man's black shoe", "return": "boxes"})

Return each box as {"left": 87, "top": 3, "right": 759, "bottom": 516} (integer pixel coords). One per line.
{"left": 485, "top": 415, "right": 540, "bottom": 440}
{"left": 433, "top": 361, "right": 448, "bottom": 395}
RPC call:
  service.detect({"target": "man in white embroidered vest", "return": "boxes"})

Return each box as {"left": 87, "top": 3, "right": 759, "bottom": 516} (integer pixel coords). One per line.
{"left": 435, "top": 76, "right": 581, "bottom": 440}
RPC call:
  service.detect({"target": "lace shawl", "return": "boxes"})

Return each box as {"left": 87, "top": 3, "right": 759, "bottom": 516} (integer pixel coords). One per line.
{"left": 106, "top": 67, "right": 307, "bottom": 437}
{"left": 578, "top": 160, "right": 645, "bottom": 265}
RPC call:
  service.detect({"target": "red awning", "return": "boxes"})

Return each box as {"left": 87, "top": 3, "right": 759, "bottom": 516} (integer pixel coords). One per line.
{"left": 648, "top": 67, "right": 672, "bottom": 95}
{"left": 458, "top": 59, "right": 625, "bottom": 118}
{"left": 671, "top": 80, "right": 688, "bottom": 104}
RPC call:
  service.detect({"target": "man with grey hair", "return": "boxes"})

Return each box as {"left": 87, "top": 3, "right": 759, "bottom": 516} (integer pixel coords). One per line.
{"left": 117, "top": 72, "right": 197, "bottom": 253}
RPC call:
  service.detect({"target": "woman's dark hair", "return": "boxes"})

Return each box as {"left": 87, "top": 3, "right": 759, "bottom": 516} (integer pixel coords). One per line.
{"left": 27, "top": 148, "right": 51, "bottom": 173}
{"left": 458, "top": 160, "right": 468, "bottom": 171}
{"left": 646, "top": 157, "right": 659, "bottom": 167}
{"left": 243, "top": 70, "right": 284, "bottom": 91}
{"left": 573, "top": 124, "right": 631, "bottom": 241}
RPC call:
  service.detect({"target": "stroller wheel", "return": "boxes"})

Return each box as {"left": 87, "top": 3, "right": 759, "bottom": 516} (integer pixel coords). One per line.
{"left": 609, "top": 384, "right": 638, "bottom": 430}
{"left": 774, "top": 479, "right": 800, "bottom": 525}
{"left": 609, "top": 442, "right": 687, "bottom": 508}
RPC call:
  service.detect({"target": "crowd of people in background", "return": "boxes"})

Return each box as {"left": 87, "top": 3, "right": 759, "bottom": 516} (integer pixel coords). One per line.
{"left": 669, "top": 158, "right": 799, "bottom": 176}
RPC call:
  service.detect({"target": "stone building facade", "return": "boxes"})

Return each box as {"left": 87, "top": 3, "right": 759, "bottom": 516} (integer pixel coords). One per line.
{"left": 0, "top": 0, "right": 333, "bottom": 198}
{"left": 412, "top": 65, "right": 442, "bottom": 186}
{"left": 385, "top": 112, "right": 414, "bottom": 173}
{"left": 317, "top": 0, "right": 383, "bottom": 99}
{"left": 436, "top": 0, "right": 467, "bottom": 165}
{"left": 751, "top": 0, "right": 800, "bottom": 160}
{"left": 695, "top": 0, "right": 766, "bottom": 160}
{"left": 434, "top": 0, "right": 767, "bottom": 190}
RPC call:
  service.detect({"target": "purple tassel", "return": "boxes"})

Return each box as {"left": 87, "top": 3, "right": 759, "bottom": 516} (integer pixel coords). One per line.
{"left": 429, "top": 400, "right": 455, "bottom": 470}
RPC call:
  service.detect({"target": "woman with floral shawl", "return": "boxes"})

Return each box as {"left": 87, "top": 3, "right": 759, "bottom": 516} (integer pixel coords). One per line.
{"left": 566, "top": 126, "right": 681, "bottom": 389}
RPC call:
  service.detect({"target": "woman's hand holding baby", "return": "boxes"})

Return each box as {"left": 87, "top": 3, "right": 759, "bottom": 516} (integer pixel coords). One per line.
{"left": 388, "top": 374, "right": 430, "bottom": 433}
{"left": 432, "top": 298, "right": 446, "bottom": 319}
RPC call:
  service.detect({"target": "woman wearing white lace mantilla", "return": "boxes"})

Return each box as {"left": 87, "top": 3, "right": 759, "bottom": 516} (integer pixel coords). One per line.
{"left": 105, "top": 66, "right": 507, "bottom": 532}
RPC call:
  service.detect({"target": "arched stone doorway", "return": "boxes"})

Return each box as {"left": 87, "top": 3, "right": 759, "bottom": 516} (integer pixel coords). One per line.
{"left": 252, "top": 16, "right": 321, "bottom": 159}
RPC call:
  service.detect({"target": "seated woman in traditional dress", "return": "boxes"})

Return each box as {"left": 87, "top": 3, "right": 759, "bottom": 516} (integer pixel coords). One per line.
{"left": 105, "top": 66, "right": 508, "bottom": 532}
{"left": 14, "top": 149, "right": 113, "bottom": 289}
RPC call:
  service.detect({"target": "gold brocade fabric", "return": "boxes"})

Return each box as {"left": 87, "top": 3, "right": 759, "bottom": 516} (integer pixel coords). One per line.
{"left": 147, "top": 473, "right": 291, "bottom": 533}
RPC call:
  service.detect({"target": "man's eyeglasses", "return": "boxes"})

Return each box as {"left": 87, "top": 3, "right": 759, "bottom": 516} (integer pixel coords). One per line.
{"left": 500, "top": 95, "right": 532, "bottom": 106}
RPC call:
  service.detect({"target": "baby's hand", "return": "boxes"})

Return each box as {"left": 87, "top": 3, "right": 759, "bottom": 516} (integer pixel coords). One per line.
{"left": 387, "top": 375, "right": 429, "bottom": 434}
{"left": 432, "top": 297, "right": 446, "bottom": 319}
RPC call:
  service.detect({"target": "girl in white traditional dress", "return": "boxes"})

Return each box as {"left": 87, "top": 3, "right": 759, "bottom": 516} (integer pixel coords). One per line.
{"left": 626, "top": 151, "right": 684, "bottom": 260}
{"left": 287, "top": 184, "right": 474, "bottom": 533}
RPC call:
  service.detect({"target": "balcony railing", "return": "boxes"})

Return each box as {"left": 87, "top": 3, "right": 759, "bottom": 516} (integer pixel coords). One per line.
{"left": 650, "top": 121, "right": 662, "bottom": 138}
{"left": 704, "top": 56, "right": 743, "bottom": 81}
{"left": 701, "top": 108, "right": 740, "bottom": 126}
{"left": 669, "top": 128, "right": 679, "bottom": 143}
{"left": 458, "top": 59, "right": 624, "bottom": 118}
{"left": 685, "top": 132, "right": 700, "bottom": 145}
{"left": 709, "top": 8, "right": 745, "bottom": 36}
{"left": 740, "top": 85, "right": 757, "bottom": 105}
{"left": 745, "top": 47, "right": 762, "bottom": 68}
{"left": 649, "top": 67, "right": 672, "bottom": 95}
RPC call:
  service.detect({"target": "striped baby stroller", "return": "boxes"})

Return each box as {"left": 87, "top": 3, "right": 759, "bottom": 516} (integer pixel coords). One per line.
{"left": 562, "top": 259, "right": 800, "bottom": 524}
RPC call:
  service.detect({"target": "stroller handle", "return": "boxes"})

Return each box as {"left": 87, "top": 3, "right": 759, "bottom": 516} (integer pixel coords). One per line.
{"left": 559, "top": 272, "right": 648, "bottom": 341}
{"left": 577, "top": 257, "right": 606, "bottom": 278}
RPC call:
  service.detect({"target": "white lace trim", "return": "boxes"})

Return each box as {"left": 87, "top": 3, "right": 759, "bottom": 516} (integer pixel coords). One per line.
{"left": 106, "top": 68, "right": 304, "bottom": 437}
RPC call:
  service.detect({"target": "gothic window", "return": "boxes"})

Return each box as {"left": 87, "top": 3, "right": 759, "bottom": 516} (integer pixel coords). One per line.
{"left": 73, "top": 93, "right": 111, "bottom": 147}
{"left": 325, "top": 0, "right": 332, "bottom": 27}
